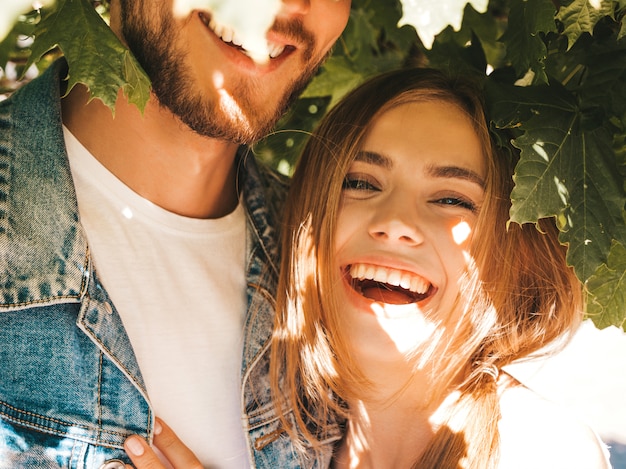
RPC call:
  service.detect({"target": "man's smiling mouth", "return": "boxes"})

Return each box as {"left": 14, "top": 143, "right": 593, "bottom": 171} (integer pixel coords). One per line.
{"left": 347, "top": 263, "right": 436, "bottom": 305}
{"left": 198, "top": 12, "right": 291, "bottom": 60}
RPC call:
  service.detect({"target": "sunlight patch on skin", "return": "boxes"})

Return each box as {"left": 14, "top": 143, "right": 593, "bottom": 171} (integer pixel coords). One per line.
{"left": 212, "top": 70, "right": 225, "bottom": 88}
{"left": 172, "top": 0, "right": 281, "bottom": 63}
{"left": 452, "top": 220, "right": 471, "bottom": 245}
{"left": 217, "top": 88, "right": 252, "bottom": 135}
{"left": 211, "top": 71, "right": 253, "bottom": 134}
{"left": 370, "top": 302, "right": 438, "bottom": 354}
{"left": 346, "top": 401, "right": 371, "bottom": 465}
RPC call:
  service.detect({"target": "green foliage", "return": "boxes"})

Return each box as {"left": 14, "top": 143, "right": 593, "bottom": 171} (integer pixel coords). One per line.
{"left": 586, "top": 240, "right": 626, "bottom": 328}
{"left": 1, "top": 0, "right": 625, "bottom": 329}
{"left": 557, "top": 0, "right": 615, "bottom": 49}
{"left": 499, "top": 0, "right": 556, "bottom": 83}
{"left": 2, "top": 0, "right": 149, "bottom": 111}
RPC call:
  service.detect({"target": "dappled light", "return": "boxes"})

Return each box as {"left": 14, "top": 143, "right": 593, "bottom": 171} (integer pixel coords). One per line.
{"left": 553, "top": 176, "right": 570, "bottom": 206}
{"left": 532, "top": 141, "right": 549, "bottom": 162}
{"left": 0, "top": 419, "right": 128, "bottom": 466}
{"left": 589, "top": 0, "right": 604, "bottom": 10}
{"left": 216, "top": 88, "right": 252, "bottom": 134}
{"left": 452, "top": 221, "right": 471, "bottom": 245}
{"left": 210, "top": 70, "right": 254, "bottom": 138}
{"left": 369, "top": 301, "right": 440, "bottom": 355}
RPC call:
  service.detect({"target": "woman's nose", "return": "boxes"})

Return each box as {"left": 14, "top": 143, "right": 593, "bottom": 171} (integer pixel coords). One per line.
{"left": 368, "top": 205, "right": 424, "bottom": 247}
{"left": 280, "top": 0, "right": 311, "bottom": 15}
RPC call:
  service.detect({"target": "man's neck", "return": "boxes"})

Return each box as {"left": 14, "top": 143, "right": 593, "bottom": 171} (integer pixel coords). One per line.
{"left": 61, "top": 84, "right": 240, "bottom": 219}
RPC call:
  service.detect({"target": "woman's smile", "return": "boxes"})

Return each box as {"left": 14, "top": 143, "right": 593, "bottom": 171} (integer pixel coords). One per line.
{"left": 344, "top": 263, "right": 436, "bottom": 305}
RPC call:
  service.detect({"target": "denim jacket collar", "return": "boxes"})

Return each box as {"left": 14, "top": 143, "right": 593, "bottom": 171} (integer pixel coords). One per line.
{"left": 0, "top": 60, "right": 89, "bottom": 310}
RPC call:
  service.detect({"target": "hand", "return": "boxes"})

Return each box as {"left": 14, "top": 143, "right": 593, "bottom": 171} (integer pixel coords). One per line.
{"left": 124, "top": 418, "right": 203, "bottom": 469}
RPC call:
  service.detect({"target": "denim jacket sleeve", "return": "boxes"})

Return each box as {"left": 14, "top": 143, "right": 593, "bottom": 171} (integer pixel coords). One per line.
{"left": 0, "top": 62, "right": 154, "bottom": 467}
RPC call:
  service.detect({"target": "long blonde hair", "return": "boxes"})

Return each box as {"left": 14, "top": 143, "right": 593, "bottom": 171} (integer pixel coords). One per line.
{"left": 269, "top": 68, "right": 583, "bottom": 468}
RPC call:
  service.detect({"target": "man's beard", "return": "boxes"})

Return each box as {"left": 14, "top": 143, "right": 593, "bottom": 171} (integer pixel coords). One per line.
{"left": 119, "top": 3, "right": 323, "bottom": 144}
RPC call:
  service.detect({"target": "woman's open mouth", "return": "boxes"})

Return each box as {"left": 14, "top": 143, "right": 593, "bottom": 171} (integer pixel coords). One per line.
{"left": 346, "top": 263, "right": 436, "bottom": 305}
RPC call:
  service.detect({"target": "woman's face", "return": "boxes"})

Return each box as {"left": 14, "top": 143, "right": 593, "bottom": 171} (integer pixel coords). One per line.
{"left": 334, "top": 100, "right": 487, "bottom": 358}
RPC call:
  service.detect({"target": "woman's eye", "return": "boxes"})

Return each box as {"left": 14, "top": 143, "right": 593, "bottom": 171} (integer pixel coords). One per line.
{"left": 342, "top": 176, "right": 380, "bottom": 192}
{"left": 435, "top": 197, "right": 477, "bottom": 212}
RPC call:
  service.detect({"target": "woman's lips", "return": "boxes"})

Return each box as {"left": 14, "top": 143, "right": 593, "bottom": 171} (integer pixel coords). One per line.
{"left": 346, "top": 263, "right": 436, "bottom": 305}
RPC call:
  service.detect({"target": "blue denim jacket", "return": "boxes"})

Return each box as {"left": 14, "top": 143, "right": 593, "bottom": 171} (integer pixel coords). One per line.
{"left": 0, "top": 62, "right": 341, "bottom": 468}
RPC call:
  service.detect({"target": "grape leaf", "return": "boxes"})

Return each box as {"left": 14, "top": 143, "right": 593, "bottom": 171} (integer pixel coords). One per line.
{"left": 499, "top": 0, "right": 557, "bottom": 84}
{"left": 487, "top": 80, "right": 626, "bottom": 283}
{"left": 301, "top": 55, "right": 366, "bottom": 107}
{"left": 301, "top": 0, "right": 417, "bottom": 106}
{"left": 556, "top": 0, "right": 615, "bottom": 50}
{"left": 25, "top": 0, "right": 150, "bottom": 113}
{"left": 556, "top": 124, "right": 626, "bottom": 281}
{"left": 586, "top": 240, "right": 626, "bottom": 329}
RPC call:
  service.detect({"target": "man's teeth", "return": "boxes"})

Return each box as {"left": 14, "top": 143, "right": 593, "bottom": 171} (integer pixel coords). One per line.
{"left": 209, "top": 18, "right": 236, "bottom": 45}
{"left": 349, "top": 264, "right": 430, "bottom": 294}
{"left": 268, "top": 43, "right": 285, "bottom": 58}
{"left": 208, "top": 16, "right": 285, "bottom": 59}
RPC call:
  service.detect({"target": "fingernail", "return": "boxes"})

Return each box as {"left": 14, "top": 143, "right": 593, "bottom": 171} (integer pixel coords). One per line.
{"left": 154, "top": 420, "right": 163, "bottom": 435}
{"left": 125, "top": 436, "right": 145, "bottom": 456}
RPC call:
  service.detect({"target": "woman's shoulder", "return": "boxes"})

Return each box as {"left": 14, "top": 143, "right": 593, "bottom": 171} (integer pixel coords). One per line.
{"left": 497, "top": 384, "right": 612, "bottom": 469}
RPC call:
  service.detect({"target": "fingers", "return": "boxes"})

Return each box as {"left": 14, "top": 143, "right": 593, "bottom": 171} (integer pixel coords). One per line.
{"left": 151, "top": 418, "right": 203, "bottom": 469}
{"left": 124, "top": 434, "right": 164, "bottom": 469}
{"left": 124, "top": 418, "right": 203, "bottom": 469}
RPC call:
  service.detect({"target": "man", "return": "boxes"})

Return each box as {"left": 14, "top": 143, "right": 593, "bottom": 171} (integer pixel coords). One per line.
{"left": 0, "top": 0, "right": 350, "bottom": 467}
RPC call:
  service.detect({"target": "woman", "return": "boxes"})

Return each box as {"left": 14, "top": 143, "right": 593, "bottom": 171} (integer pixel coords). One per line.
{"left": 268, "top": 67, "right": 611, "bottom": 468}
{"left": 124, "top": 68, "right": 611, "bottom": 468}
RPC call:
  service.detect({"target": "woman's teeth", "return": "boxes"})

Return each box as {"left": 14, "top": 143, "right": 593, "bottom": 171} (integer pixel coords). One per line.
{"left": 349, "top": 263, "right": 430, "bottom": 295}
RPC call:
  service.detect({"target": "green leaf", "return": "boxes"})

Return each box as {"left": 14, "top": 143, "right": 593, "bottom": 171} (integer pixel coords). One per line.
{"left": 586, "top": 240, "right": 626, "bottom": 329}
{"left": 499, "top": 0, "right": 557, "bottom": 83}
{"left": 487, "top": 80, "right": 626, "bottom": 281}
{"left": 302, "top": 0, "right": 417, "bottom": 106}
{"left": 301, "top": 56, "right": 366, "bottom": 107}
{"left": 557, "top": 124, "right": 626, "bottom": 281}
{"left": 427, "top": 29, "right": 488, "bottom": 75}
{"left": 25, "top": 0, "right": 150, "bottom": 113}
{"left": 577, "top": 47, "right": 626, "bottom": 126}
{"left": 338, "top": 5, "right": 381, "bottom": 60}
{"left": 556, "top": 0, "right": 615, "bottom": 49}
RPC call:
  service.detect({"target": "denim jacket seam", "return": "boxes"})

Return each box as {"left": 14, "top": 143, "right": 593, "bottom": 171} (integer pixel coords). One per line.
{"left": 97, "top": 351, "right": 103, "bottom": 442}
{"left": 78, "top": 317, "right": 147, "bottom": 398}
{"left": 0, "top": 402, "right": 129, "bottom": 448}
{"left": 0, "top": 295, "right": 80, "bottom": 309}
{"left": 0, "top": 247, "right": 90, "bottom": 310}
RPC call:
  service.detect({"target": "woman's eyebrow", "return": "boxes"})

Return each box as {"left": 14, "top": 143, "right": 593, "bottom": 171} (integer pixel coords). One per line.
{"left": 355, "top": 151, "right": 485, "bottom": 188}
{"left": 426, "top": 163, "right": 485, "bottom": 188}
{"left": 355, "top": 150, "right": 393, "bottom": 169}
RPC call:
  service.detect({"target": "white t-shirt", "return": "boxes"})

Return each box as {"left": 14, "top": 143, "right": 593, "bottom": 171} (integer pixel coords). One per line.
{"left": 64, "top": 126, "right": 250, "bottom": 468}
